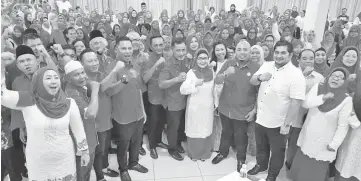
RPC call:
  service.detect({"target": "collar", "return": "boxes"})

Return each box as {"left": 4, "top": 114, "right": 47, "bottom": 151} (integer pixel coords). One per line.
{"left": 275, "top": 61, "right": 293, "bottom": 71}
{"left": 235, "top": 59, "right": 251, "bottom": 69}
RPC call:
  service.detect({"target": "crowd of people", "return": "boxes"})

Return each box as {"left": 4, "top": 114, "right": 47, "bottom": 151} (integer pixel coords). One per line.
{"left": 1, "top": 1, "right": 361, "bottom": 181}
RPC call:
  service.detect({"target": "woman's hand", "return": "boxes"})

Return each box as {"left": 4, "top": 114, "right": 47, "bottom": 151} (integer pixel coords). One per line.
{"left": 81, "top": 153, "right": 90, "bottom": 166}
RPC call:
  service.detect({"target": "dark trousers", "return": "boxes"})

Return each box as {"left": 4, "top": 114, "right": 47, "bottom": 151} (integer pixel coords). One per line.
{"left": 255, "top": 123, "right": 286, "bottom": 177}
{"left": 76, "top": 152, "right": 96, "bottom": 181}
{"left": 11, "top": 129, "right": 27, "bottom": 177}
{"left": 166, "top": 109, "right": 186, "bottom": 151}
{"left": 148, "top": 103, "right": 166, "bottom": 149}
{"left": 93, "top": 130, "right": 111, "bottom": 180}
{"left": 113, "top": 119, "right": 144, "bottom": 172}
{"left": 219, "top": 114, "right": 249, "bottom": 163}
{"left": 286, "top": 127, "right": 301, "bottom": 166}
{"left": 1, "top": 147, "right": 22, "bottom": 181}
{"left": 142, "top": 92, "right": 150, "bottom": 146}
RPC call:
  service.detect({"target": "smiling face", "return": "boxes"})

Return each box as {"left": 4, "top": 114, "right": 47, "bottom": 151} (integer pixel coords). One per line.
{"left": 74, "top": 41, "right": 86, "bottom": 56}
{"left": 204, "top": 33, "right": 214, "bottom": 46}
{"left": 82, "top": 51, "right": 99, "bottom": 73}
{"left": 117, "top": 40, "right": 133, "bottom": 62}
{"left": 67, "top": 28, "right": 77, "bottom": 42}
{"left": 189, "top": 37, "right": 199, "bottom": 51}
{"left": 274, "top": 45, "right": 292, "bottom": 67}
{"left": 173, "top": 42, "right": 187, "bottom": 61}
{"left": 315, "top": 50, "right": 327, "bottom": 64}
{"left": 236, "top": 41, "right": 251, "bottom": 61}
{"left": 151, "top": 37, "right": 165, "bottom": 55}
{"left": 196, "top": 53, "right": 209, "bottom": 68}
{"left": 215, "top": 44, "right": 226, "bottom": 60}
{"left": 349, "top": 27, "right": 359, "bottom": 38}
{"left": 250, "top": 47, "right": 261, "bottom": 62}
{"left": 307, "top": 32, "right": 315, "bottom": 42}
{"left": 14, "top": 28, "right": 22, "bottom": 37}
{"left": 248, "top": 29, "right": 256, "bottom": 39}
{"left": 298, "top": 50, "right": 315, "bottom": 69}
{"left": 43, "top": 70, "right": 61, "bottom": 96}
{"left": 221, "top": 29, "right": 230, "bottom": 39}
{"left": 342, "top": 49, "right": 358, "bottom": 67}
{"left": 262, "top": 45, "right": 270, "bottom": 58}
{"left": 328, "top": 70, "right": 345, "bottom": 88}
{"left": 76, "top": 29, "right": 84, "bottom": 39}
{"left": 175, "top": 30, "right": 184, "bottom": 39}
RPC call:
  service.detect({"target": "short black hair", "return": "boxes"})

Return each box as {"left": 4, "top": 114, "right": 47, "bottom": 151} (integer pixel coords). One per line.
{"left": 140, "top": 24, "right": 151, "bottom": 32}
{"left": 274, "top": 40, "right": 293, "bottom": 54}
{"left": 342, "top": 8, "right": 347, "bottom": 11}
{"left": 141, "top": 2, "right": 146, "bottom": 6}
{"left": 171, "top": 38, "right": 185, "bottom": 47}
{"left": 79, "top": 48, "right": 95, "bottom": 62}
{"left": 62, "top": 44, "right": 76, "bottom": 53}
{"left": 23, "top": 33, "right": 41, "bottom": 44}
{"left": 115, "top": 36, "right": 132, "bottom": 47}
{"left": 299, "top": 49, "right": 315, "bottom": 59}
{"left": 75, "top": 6, "right": 80, "bottom": 10}
{"left": 150, "top": 35, "right": 164, "bottom": 46}
{"left": 209, "top": 7, "right": 215, "bottom": 11}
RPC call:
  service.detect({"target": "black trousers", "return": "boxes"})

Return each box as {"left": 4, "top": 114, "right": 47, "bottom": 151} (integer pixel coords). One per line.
{"left": 147, "top": 103, "right": 166, "bottom": 149}
{"left": 93, "top": 130, "right": 111, "bottom": 180}
{"left": 219, "top": 114, "right": 249, "bottom": 163}
{"left": 11, "top": 129, "right": 27, "bottom": 177}
{"left": 165, "top": 109, "right": 186, "bottom": 151}
{"left": 255, "top": 123, "right": 286, "bottom": 177}
{"left": 1, "top": 147, "right": 22, "bottom": 181}
{"left": 113, "top": 119, "right": 144, "bottom": 172}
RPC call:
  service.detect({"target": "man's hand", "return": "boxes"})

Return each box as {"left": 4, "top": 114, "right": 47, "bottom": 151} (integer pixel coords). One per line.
{"left": 81, "top": 153, "right": 90, "bottom": 166}
{"left": 89, "top": 81, "right": 100, "bottom": 91}
{"left": 245, "top": 109, "right": 256, "bottom": 122}
{"left": 259, "top": 72, "right": 272, "bottom": 81}
{"left": 176, "top": 72, "right": 187, "bottom": 82}
{"left": 113, "top": 61, "right": 125, "bottom": 73}
{"left": 280, "top": 123, "right": 291, "bottom": 135}
{"left": 50, "top": 44, "right": 64, "bottom": 55}
{"left": 323, "top": 92, "right": 334, "bottom": 101}
{"left": 39, "top": 45, "right": 50, "bottom": 57}
{"left": 302, "top": 66, "right": 314, "bottom": 77}
{"left": 224, "top": 66, "right": 235, "bottom": 76}
{"left": 155, "top": 57, "right": 165, "bottom": 66}
{"left": 186, "top": 53, "right": 193, "bottom": 60}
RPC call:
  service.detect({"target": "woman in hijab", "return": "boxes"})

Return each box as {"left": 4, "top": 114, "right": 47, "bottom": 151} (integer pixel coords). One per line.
{"left": 203, "top": 31, "right": 214, "bottom": 55}
{"left": 1, "top": 67, "right": 89, "bottom": 181}
{"left": 81, "top": 18, "right": 92, "bottom": 35}
{"left": 4, "top": 25, "right": 23, "bottom": 52}
{"left": 334, "top": 58, "right": 361, "bottom": 181}
{"left": 342, "top": 25, "right": 361, "bottom": 48}
{"left": 145, "top": 11, "right": 153, "bottom": 24}
{"left": 291, "top": 39, "right": 304, "bottom": 66}
{"left": 24, "top": 13, "right": 32, "bottom": 29}
{"left": 290, "top": 67, "right": 353, "bottom": 181}
{"left": 150, "top": 20, "right": 161, "bottom": 36}
{"left": 321, "top": 30, "right": 338, "bottom": 65}
{"left": 331, "top": 19, "right": 345, "bottom": 44}
{"left": 247, "top": 27, "right": 261, "bottom": 46}
{"left": 314, "top": 47, "right": 330, "bottom": 75}
{"left": 180, "top": 48, "right": 214, "bottom": 161}
{"left": 177, "top": 10, "right": 186, "bottom": 25}
{"left": 327, "top": 46, "right": 360, "bottom": 93}
{"left": 161, "top": 23, "right": 172, "bottom": 37}
{"left": 160, "top": 11, "right": 169, "bottom": 27}
{"left": 173, "top": 28, "right": 185, "bottom": 41}
{"left": 250, "top": 45, "right": 265, "bottom": 66}
{"left": 129, "top": 10, "right": 138, "bottom": 25}
{"left": 303, "top": 30, "right": 318, "bottom": 50}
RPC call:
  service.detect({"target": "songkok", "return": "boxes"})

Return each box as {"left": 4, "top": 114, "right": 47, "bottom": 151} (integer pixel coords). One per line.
{"left": 23, "top": 28, "right": 38, "bottom": 36}
{"left": 16, "top": 45, "right": 35, "bottom": 59}
{"left": 64, "top": 60, "right": 83, "bottom": 75}
{"left": 89, "top": 30, "right": 104, "bottom": 41}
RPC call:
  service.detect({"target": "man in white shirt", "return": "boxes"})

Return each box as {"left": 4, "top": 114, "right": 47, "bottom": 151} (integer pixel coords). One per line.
{"left": 285, "top": 49, "right": 324, "bottom": 170}
{"left": 248, "top": 41, "right": 306, "bottom": 181}
{"left": 56, "top": 0, "right": 71, "bottom": 14}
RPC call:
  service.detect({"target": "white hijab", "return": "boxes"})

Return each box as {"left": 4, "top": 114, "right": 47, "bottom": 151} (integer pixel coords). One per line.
{"left": 251, "top": 45, "right": 265, "bottom": 66}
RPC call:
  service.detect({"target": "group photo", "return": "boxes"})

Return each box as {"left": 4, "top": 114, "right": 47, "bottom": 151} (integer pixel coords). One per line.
{"left": 1, "top": 0, "right": 361, "bottom": 181}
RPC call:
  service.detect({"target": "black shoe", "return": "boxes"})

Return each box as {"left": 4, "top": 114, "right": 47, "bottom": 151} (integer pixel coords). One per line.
{"left": 247, "top": 164, "right": 267, "bottom": 175}
{"left": 103, "top": 168, "right": 119, "bottom": 177}
{"left": 285, "top": 161, "right": 291, "bottom": 170}
{"left": 211, "top": 154, "right": 226, "bottom": 164}
{"left": 150, "top": 148, "right": 158, "bottom": 159}
{"left": 266, "top": 175, "right": 277, "bottom": 181}
{"left": 120, "top": 171, "right": 131, "bottom": 181}
{"left": 156, "top": 142, "right": 168, "bottom": 149}
{"left": 129, "top": 163, "right": 149, "bottom": 173}
{"left": 237, "top": 161, "right": 246, "bottom": 172}
{"left": 139, "top": 147, "right": 146, "bottom": 156}
{"left": 169, "top": 150, "right": 184, "bottom": 161}
{"left": 177, "top": 145, "right": 185, "bottom": 153}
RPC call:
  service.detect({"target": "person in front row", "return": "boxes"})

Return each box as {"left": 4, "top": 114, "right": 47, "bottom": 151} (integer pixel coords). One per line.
{"left": 249, "top": 40, "right": 306, "bottom": 181}
{"left": 290, "top": 67, "right": 353, "bottom": 181}
{"left": 105, "top": 36, "right": 149, "bottom": 181}
{"left": 159, "top": 38, "right": 190, "bottom": 161}
{"left": 64, "top": 61, "right": 100, "bottom": 181}
{"left": 211, "top": 40, "right": 259, "bottom": 173}
{"left": 285, "top": 49, "right": 324, "bottom": 169}
{"left": 180, "top": 48, "right": 214, "bottom": 162}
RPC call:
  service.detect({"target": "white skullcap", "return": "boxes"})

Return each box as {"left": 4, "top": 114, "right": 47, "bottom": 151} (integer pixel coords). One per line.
{"left": 64, "top": 60, "right": 83, "bottom": 75}
{"left": 126, "top": 31, "right": 141, "bottom": 40}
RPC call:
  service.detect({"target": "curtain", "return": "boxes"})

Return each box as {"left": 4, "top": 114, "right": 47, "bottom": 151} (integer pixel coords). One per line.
{"left": 247, "top": 0, "right": 307, "bottom": 14}
{"left": 191, "top": 0, "right": 225, "bottom": 14}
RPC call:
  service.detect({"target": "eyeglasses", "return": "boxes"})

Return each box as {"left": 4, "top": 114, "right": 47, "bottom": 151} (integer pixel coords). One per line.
{"left": 197, "top": 57, "right": 209, "bottom": 61}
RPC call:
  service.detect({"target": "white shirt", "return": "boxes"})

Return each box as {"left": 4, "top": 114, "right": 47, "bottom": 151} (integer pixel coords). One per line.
{"left": 296, "top": 16, "right": 304, "bottom": 30}
{"left": 56, "top": 0, "right": 72, "bottom": 13}
{"left": 254, "top": 61, "right": 306, "bottom": 128}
